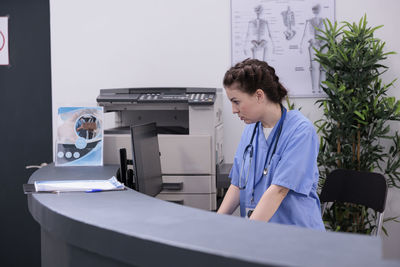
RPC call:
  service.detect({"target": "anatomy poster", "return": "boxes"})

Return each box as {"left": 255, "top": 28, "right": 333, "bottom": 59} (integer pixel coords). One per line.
{"left": 231, "top": 0, "right": 335, "bottom": 97}
{"left": 0, "top": 16, "right": 9, "bottom": 65}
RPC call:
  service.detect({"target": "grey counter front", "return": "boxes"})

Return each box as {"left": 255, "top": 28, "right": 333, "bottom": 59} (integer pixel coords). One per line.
{"left": 27, "top": 164, "right": 397, "bottom": 267}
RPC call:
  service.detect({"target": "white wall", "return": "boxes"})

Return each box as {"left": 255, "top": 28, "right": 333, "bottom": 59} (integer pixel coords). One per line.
{"left": 50, "top": 0, "right": 400, "bottom": 259}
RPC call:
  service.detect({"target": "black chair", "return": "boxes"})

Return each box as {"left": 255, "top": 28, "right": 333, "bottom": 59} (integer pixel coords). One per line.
{"left": 320, "top": 169, "right": 388, "bottom": 236}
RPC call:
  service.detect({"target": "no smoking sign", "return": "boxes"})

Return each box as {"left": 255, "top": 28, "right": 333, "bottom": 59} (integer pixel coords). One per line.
{"left": 0, "top": 16, "right": 9, "bottom": 65}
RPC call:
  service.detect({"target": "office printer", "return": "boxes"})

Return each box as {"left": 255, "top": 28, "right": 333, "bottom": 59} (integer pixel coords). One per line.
{"left": 97, "top": 87, "right": 223, "bottom": 210}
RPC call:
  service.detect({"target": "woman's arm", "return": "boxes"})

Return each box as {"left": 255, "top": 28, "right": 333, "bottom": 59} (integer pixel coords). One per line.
{"left": 249, "top": 184, "right": 289, "bottom": 222}
{"left": 217, "top": 184, "right": 240, "bottom": 215}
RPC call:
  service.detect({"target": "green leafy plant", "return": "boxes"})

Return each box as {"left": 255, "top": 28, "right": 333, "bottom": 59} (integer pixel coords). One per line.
{"left": 314, "top": 15, "right": 400, "bottom": 235}
{"left": 285, "top": 97, "right": 301, "bottom": 111}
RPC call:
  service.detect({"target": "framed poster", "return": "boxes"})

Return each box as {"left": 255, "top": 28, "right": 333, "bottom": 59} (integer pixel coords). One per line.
{"left": 55, "top": 107, "right": 104, "bottom": 166}
{"left": 231, "top": 0, "right": 335, "bottom": 97}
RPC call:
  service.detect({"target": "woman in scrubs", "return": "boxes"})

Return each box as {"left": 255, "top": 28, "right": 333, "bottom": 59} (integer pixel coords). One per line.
{"left": 217, "top": 59, "right": 325, "bottom": 230}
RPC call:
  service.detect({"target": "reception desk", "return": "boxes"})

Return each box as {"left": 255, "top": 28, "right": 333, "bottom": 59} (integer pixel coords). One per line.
{"left": 27, "top": 164, "right": 397, "bottom": 267}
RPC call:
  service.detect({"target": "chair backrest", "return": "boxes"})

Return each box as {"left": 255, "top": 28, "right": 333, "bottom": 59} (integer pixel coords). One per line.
{"left": 320, "top": 169, "right": 388, "bottom": 212}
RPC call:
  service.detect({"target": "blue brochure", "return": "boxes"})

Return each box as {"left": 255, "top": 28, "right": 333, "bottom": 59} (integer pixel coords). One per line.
{"left": 55, "top": 107, "right": 104, "bottom": 166}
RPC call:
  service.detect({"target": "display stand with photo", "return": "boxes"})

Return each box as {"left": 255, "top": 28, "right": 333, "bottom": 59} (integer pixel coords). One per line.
{"left": 55, "top": 107, "right": 103, "bottom": 166}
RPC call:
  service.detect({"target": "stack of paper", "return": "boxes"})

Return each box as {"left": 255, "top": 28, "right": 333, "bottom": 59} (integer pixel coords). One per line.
{"left": 33, "top": 176, "right": 124, "bottom": 192}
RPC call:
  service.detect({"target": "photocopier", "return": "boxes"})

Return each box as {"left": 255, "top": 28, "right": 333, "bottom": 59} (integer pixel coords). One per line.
{"left": 97, "top": 87, "right": 224, "bottom": 210}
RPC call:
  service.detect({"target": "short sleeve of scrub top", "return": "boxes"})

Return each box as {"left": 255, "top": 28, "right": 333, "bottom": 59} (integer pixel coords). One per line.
{"left": 229, "top": 124, "right": 255, "bottom": 187}
{"left": 271, "top": 122, "right": 319, "bottom": 196}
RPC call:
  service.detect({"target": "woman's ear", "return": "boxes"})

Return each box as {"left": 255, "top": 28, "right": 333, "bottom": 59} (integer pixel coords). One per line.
{"left": 255, "top": 89, "right": 264, "bottom": 102}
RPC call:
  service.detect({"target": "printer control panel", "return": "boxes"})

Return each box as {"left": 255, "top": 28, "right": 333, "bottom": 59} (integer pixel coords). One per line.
{"left": 136, "top": 93, "right": 215, "bottom": 105}
{"left": 138, "top": 93, "right": 186, "bottom": 102}
{"left": 97, "top": 88, "right": 217, "bottom": 106}
{"left": 187, "top": 93, "right": 215, "bottom": 104}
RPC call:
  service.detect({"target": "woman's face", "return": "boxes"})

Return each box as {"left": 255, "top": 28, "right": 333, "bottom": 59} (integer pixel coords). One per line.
{"left": 225, "top": 85, "right": 261, "bottom": 124}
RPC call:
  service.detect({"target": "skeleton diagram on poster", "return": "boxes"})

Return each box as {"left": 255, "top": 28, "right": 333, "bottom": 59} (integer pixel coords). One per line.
{"left": 231, "top": 0, "right": 335, "bottom": 97}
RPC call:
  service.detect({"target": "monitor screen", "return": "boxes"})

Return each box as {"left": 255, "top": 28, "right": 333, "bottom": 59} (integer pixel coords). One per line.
{"left": 130, "top": 123, "right": 163, "bottom": 197}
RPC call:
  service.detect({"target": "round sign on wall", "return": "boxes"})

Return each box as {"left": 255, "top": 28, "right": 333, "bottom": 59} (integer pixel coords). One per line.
{"left": 0, "top": 31, "right": 5, "bottom": 51}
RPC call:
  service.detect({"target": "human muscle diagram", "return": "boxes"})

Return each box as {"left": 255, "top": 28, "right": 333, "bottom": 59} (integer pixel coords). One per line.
{"left": 231, "top": 0, "right": 335, "bottom": 97}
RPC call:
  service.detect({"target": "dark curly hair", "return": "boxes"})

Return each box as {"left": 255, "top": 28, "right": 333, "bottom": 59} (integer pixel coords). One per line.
{"left": 223, "top": 59, "right": 288, "bottom": 103}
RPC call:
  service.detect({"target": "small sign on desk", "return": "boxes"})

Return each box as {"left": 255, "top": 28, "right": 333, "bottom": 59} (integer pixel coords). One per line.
{"left": 55, "top": 107, "right": 104, "bottom": 166}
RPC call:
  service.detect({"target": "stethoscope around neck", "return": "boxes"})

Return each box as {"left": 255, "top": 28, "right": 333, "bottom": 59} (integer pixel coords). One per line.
{"left": 238, "top": 104, "right": 287, "bottom": 191}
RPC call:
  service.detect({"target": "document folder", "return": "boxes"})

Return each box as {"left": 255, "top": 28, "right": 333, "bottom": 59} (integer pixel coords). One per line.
{"left": 23, "top": 176, "right": 125, "bottom": 194}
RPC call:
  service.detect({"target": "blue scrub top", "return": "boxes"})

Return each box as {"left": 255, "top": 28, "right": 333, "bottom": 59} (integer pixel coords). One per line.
{"left": 230, "top": 110, "right": 325, "bottom": 230}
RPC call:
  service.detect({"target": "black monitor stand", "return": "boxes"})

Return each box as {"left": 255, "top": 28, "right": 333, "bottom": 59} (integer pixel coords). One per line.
{"left": 117, "top": 148, "right": 135, "bottom": 189}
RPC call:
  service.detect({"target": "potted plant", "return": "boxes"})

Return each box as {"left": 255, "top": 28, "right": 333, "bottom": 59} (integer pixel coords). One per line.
{"left": 314, "top": 15, "right": 400, "bottom": 234}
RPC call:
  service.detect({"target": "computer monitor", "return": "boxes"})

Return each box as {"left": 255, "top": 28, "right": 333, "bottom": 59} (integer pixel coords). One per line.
{"left": 130, "top": 122, "right": 163, "bottom": 197}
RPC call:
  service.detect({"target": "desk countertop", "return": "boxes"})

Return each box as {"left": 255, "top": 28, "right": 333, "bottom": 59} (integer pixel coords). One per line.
{"left": 27, "top": 164, "right": 399, "bottom": 267}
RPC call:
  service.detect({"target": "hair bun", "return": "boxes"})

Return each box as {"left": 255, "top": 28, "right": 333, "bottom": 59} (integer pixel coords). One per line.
{"left": 223, "top": 59, "right": 287, "bottom": 103}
